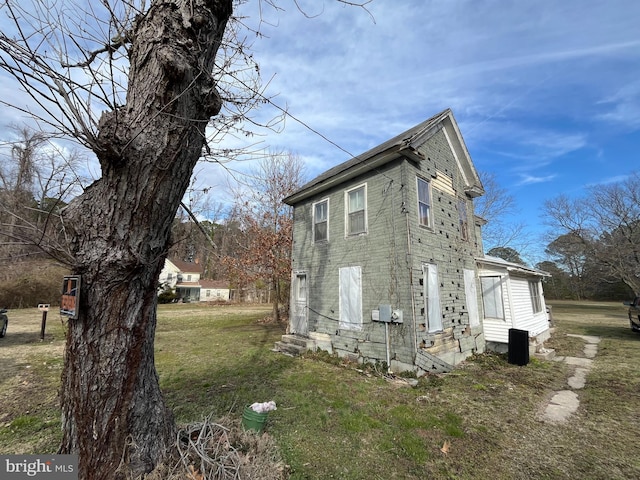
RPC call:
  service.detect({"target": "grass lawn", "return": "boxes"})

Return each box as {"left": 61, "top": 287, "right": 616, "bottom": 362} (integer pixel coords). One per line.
{"left": 1, "top": 300, "right": 640, "bottom": 479}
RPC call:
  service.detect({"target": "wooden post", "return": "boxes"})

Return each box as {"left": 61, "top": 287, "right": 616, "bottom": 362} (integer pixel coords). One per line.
{"left": 38, "top": 303, "right": 50, "bottom": 340}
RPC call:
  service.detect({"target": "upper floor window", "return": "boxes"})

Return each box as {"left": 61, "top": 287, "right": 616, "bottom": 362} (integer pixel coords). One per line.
{"left": 346, "top": 184, "right": 367, "bottom": 235}
{"left": 458, "top": 198, "right": 469, "bottom": 241}
{"left": 417, "top": 177, "right": 432, "bottom": 227}
{"left": 313, "top": 199, "right": 329, "bottom": 242}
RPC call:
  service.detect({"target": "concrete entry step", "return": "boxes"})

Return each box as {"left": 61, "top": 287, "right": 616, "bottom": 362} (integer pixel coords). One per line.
{"left": 274, "top": 341, "right": 307, "bottom": 356}
{"left": 274, "top": 335, "right": 317, "bottom": 356}
{"left": 533, "top": 348, "right": 556, "bottom": 361}
{"left": 281, "top": 334, "right": 313, "bottom": 348}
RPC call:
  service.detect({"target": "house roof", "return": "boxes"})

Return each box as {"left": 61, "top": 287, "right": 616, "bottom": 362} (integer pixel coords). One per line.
{"left": 284, "top": 108, "right": 484, "bottom": 205}
{"left": 200, "top": 279, "right": 229, "bottom": 289}
{"left": 166, "top": 258, "right": 203, "bottom": 274}
{"left": 477, "top": 255, "right": 551, "bottom": 277}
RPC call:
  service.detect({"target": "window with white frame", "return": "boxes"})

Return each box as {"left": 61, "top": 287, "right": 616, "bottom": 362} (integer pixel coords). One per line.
{"left": 529, "top": 280, "right": 542, "bottom": 313}
{"left": 346, "top": 185, "right": 367, "bottom": 235}
{"left": 297, "top": 273, "right": 307, "bottom": 301}
{"left": 423, "top": 263, "right": 443, "bottom": 332}
{"left": 313, "top": 199, "right": 329, "bottom": 242}
{"left": 480, "top": 276, "right": 505, "bottom": 320}
{"left": 417, "top": 177, "right": 432, "bottom": 227}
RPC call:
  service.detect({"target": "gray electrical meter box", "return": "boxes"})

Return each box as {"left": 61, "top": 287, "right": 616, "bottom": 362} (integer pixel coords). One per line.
{"left": 379, "top": 304, "right": 392, "bottom": 322}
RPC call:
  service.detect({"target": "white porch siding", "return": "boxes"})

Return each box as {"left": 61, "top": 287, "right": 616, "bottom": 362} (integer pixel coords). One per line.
{"left": 480, "top": 271, "right": 513, "bottom": 344}
{"left": 510, "top": 276, "right": 549, "bottom": 336}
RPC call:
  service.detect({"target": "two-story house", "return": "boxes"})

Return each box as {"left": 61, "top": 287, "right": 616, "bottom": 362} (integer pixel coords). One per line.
{"left": 279, "top": 109, "right": 488, "bottom": 374}
{"left": 158, "top": 258, "right": 203, "bottom": 302}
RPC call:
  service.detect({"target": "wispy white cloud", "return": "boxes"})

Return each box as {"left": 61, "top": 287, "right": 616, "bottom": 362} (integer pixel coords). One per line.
{"left": 516, "top": 174, "right": 557, "bottom": 186}
{"left": 596, "top": 81, "right": 640, "bottom": 130}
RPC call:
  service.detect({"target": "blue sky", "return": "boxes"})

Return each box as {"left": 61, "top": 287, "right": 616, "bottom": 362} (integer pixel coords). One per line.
{"left": 1, "top": 0, "right": 639, "bottom": 264}
{"left": 217, "top": 0, "right": 640, "bottom": 263}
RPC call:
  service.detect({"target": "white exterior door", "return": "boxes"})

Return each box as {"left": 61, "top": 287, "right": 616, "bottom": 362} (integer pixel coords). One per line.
{"left": 291, "top": 272, "right": 308, "bottom": 335}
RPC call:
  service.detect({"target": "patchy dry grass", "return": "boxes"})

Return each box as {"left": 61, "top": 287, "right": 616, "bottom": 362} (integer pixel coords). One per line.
{"left": 2, "top": 301, "right": 640, "bottom": 479}
{"left": 0, "top": 308, "right": 66, "bottom": 454}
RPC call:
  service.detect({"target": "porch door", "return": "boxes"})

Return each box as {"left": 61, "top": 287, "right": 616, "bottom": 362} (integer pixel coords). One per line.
{"left": 291, "top": 273, "right": 308, "bottom": 336}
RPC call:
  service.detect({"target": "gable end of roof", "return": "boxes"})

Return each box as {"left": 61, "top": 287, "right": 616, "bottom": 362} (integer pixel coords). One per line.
{"left": 284, "top": 109, "right": 484, "bottom": 205}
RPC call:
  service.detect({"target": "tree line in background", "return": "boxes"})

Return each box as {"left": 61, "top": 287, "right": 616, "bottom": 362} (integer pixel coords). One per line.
{"left": 540, "top": 171, "right": 640, "bottom": 300}
{"left": 168, "top": 150, "right": 305, "bottom": 322}
{"left": 0, "top": 127, "right": 305, "bottom": 311}
{"left": 0, "top": 126, "right": 80, "bottom": 307}
{"left": 483, "top": 172, "right": 639, "bottom": 300}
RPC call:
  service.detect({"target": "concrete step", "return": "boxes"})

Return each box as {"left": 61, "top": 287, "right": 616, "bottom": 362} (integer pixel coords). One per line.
{"left": 274, "top": 341, "right": 307, "bottom": 356}
{"left": 274, "top": 335, "right": 317, "bottom": 356}
{"left": 533, "top": 348, "right": 556, "bottom": 361}
{"left": 281, "top": 334, "right": 312, "bottom": 348}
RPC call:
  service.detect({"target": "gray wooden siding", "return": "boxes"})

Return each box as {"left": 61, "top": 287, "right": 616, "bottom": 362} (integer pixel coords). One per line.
{"left": 290, "top": 127, "right": 485, "bottom": 369}
{"left": 408, "top": 129, "right": 485, "bottom": 365}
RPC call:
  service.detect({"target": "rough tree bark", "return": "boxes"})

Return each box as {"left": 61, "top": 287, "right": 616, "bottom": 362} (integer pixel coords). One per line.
{"left": 59, "top": 1, "right": 233, "bottom": 478}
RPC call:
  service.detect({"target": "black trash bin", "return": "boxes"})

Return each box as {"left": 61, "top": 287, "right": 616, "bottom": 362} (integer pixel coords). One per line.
{"left": 508, "top": 328, "right": 529, "bottom": 366}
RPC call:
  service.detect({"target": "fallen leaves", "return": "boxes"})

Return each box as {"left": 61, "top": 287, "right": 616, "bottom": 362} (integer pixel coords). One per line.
{"left": 188, "top": 465, "right": 203, "bottom": 480}
{"left": 440, "top": 440, "right": 451, "bottom": 455}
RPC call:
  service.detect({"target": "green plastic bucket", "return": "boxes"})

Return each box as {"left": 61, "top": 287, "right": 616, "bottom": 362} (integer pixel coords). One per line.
{"left": 241, "top": 405, "right": 269, "bottom": 433}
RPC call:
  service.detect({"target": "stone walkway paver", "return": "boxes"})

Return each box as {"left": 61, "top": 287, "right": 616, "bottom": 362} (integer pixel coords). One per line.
{"left": 540, "top": 334, "right": 601, "bottom": 424}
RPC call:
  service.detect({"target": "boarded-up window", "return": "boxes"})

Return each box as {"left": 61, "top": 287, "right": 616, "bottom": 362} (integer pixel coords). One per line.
{"left": 458, "top": 198, "right": 469, "bottom": 241}
{"left": 339, "top": 266, "right": 362, "bottom": 330}
{"left": 463, "top": 269, "right": 480, "bottom": 327}
{"left": 481, "top": 276, "right": 505, "bottom": 320}
{"left": 417, "top": 177, "right": 431, "bottom": 227}
{"left": 529, "top": 280, "right": 542, "bottom": 313}
{"left": 313, "top": 199, "right": 328, "bottom": 242}
{"left": 423, "top": 263, "right": 443, "bottom": 332}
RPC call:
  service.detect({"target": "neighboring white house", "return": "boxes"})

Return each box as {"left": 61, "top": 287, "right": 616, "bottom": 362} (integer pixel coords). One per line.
{"left": 159, "top": 258, "right": 203, "bottom": 302}
{"left": 476, "top": 255, "right": 551, "bottom": 355}
{"left": 200, "top": 279, "right": 230, "bottom": 302}
{"left": 159, "top": 259, "right": 230, "bottom": 302}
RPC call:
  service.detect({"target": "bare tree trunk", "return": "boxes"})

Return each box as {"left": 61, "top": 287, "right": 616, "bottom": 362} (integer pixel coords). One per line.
{"left": 272, "top": 277, "right": 280, "bottom": 323}
{"left": 59, "top": 1, "right": 232, "bottom": 478}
